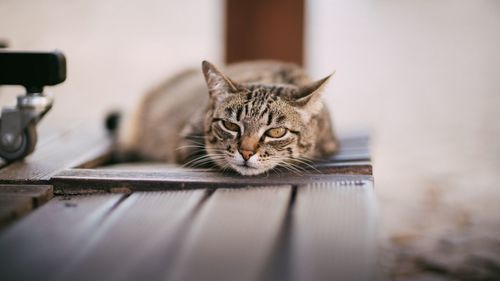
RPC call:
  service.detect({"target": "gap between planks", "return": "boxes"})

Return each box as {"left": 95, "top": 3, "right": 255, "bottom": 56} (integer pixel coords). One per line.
{"left": 167, "top": 185, "right": 292, "bottom": 281}
{"left": 49, "top": 190, "right": 207, "bottom": 281}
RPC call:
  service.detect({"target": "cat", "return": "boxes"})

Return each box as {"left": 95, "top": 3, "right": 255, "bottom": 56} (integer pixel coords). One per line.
{"left": 115, "top": 60, "right": 338, "bottom": 176}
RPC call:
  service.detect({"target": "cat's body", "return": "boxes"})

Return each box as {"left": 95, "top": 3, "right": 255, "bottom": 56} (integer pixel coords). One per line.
{"left": 117, "top": 60, "right": 338, "bottom": 175}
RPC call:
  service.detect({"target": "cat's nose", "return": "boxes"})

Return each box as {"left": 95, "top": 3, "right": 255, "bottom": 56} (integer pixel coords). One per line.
{"left": 239, "top": 149, "right": 254, "bottom": 161}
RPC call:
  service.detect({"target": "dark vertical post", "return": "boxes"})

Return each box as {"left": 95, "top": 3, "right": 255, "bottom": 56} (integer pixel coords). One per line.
{"left": 225, "top": 0, "right": 304, "bottom": 65}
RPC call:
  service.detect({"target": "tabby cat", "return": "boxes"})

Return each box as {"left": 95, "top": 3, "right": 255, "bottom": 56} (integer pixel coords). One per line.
{"left": 116, "top": 60, "right": 338, "bottom": 176}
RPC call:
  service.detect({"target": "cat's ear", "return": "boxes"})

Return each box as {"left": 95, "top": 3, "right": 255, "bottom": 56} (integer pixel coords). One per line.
{"left": 202, "top": 61, "right": 239, "bottom": 100}
{"left": 294, "top": 73, "right": 333, "bottom": 106}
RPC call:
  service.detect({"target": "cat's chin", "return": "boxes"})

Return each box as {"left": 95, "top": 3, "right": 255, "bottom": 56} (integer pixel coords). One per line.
{"left": 230, "top": 164, "right": 269, "bottom": 176}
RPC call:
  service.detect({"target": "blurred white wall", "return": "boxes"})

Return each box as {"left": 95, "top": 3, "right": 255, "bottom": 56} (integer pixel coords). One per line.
{"left": 306, "top": 0, "right": 500, "bottom": 239}
{"left": 0, "top": 0, "right": 223, "bottom": 135}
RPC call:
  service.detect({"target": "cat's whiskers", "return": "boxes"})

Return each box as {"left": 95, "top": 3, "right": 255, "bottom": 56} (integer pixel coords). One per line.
{"left": 283, "top": 163, "right": 305, "bottom": 175}
{"left": 289, "top": 157, "right": 322, "bottom": 174}
{"left": 276, "top": 164, "right": 296, "bottom": 175}
{"left": 266, "top": 156, "right": 303, "bottom": 176}
{"left": 188, "top": 158, "right": 224, "bottom": 168}
{"left": 175, "top": 144, "right": 206, "bottom": 151}
{"left": 219, "top": 162, "right": 234, "bottom": 176}
{"left": 270, "top": 167, "right": 281, "bottom": 176}
{"left": 182, "top": 153, "right": 226, "bottom": 168}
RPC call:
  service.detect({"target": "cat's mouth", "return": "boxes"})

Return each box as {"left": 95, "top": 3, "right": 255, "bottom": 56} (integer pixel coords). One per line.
{"left": 237, "top": 162, "right": 257, "bottom": 169}
{"left": 221, "top": 153, "right": 270, "bottom": 175}
{"left": 236, "top": 162, "right": 258, "bottom": 170}
{"left": 231, "top": 162, "right": 267, "bottom": 176}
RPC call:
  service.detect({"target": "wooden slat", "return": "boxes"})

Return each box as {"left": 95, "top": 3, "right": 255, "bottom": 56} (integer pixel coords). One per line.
{"left": 330, "top": 134, "right": 370, "bottom": 162}
{"left": 168, "top": 186, "right": 291, "bottom": 281}
{"left": 313, "top": 161, "right": 372, "bottom": 174}
{"left": 0, "top": 125, "right": 111, "bottom": 184}
{"left": 0, "top": 194, "right": 124, "bottom": 281}
{"left": 0, "top": 184, "right": 53, "bottom": 206}
{"left": 291, "top": 180, "right": 377, "bottom": 281}
{"left": 0, "top": 197, "right": 32, "bottom": 228}
{"left": 0, "top": 185, "right": 53, "bottom": 228}
{"left": 50, "top": 190, "right": 206, "bottom": 281}
{"left": 337, "top": 134, "right": 370, "bottom": 147}
{"left": 51, "top": 168, "right": 372, "bottom": 194}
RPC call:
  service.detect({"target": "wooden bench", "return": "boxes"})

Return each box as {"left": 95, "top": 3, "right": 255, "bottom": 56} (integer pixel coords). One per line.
{"left": 0, "top": 124, "right": 377, "bottom": 281}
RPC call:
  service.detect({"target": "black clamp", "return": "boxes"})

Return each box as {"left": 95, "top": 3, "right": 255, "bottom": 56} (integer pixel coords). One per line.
{"left": 0, "top": 50, "right": 66, "bottom": 161}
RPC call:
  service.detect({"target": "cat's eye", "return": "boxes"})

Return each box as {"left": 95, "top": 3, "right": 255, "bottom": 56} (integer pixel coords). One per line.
{"left": 265, "top": 127, "right": 287, "bottom": 138}
{"left": 221, "top": 120, "right": 240, "bottom": 132}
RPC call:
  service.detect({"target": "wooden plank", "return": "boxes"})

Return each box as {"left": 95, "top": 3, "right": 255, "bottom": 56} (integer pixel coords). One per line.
{"left": 50, "top": 190, "right": 206, "bottom": 281}
{"left": 330, "top": 134, "right": 370, "bottom": 162}
{"left": 168, "top": 186, "right": 291, "bottom": 281}
{"left": 330, "top": 151, "right": 370, "bottom": 162}
{"left": 0, "top": 197, "right": 32, "bottom": 228}
{"left": 0, "top": 184, "right": 53, "bottom": 206}
{"left": 51, "top": 168, "right": 372, "bottom": 194}
{"left": 0, "top": 125, "right": 111, "bottom": 184}
{"left": 313, "top": 161, "right": 372, "bottom": 174}
{"left": 0, "top": 194, "right": 124, "bottom": 281}
{"left": 0, "top": 185, "right": 53, "bottom": 228}
{"left": 291, "top": 180, "right": 377, "bottom": 281}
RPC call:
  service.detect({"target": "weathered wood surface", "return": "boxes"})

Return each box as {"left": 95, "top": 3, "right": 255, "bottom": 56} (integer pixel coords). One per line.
{"left": 51, "top": 168, "right": 372, "bottom": 194}
{"left": 0, "top": 184, "right": 53, "bottom": 206}
{"left": 0, "top": 125, "right": 111, "bottom": 184}
{"left": 51, "top": 191, "right": 206, "bottom": 281}
{"left": 0, "top": 178, "right": 376, "bottom": 281}
{"left": 168, "top": 186, "right": 291, "bottom": 281}
{"left": 0, "top": 194, "right": 124, "bottom": 281}
{"left": 330, "top": 134, "right": 370, "bottom": 162}
{"left": 292, "top": 181, "right": 377, "bottom": 281}
{"left": 0, "top": 185, "right": 53, "bottom": 228}
{"left": 0, "top": 197, "right": 32, "bottom": 228}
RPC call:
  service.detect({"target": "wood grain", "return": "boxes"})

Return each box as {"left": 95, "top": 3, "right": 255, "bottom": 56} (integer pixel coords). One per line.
{"left": 0, "top": 185, "right": 53, "bottom": 228}
{"left": 168, "top": 186, "right": 291, "bottom": 281}
{"left": 0, "top": 184, "right": 53, "bottom": 206}
{"left": 51, "top": 168, "right": 372, "bottom": 194}
{"left": 0, "top": 197, "right": 32, "bottom": 228}
{"left": 291, "top": 181, "right": 377, "bottom": 281}
{"left": 50, "top": 190, "right": 206, "bottom": 281}
{"left": 0, "top": 194, "right": 124, "bottom": 281}
{"left": 0, "top": 125, "right": 111, "bottom": 184}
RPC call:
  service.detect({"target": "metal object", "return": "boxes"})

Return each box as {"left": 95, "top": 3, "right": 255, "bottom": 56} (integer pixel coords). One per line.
{"left": 0, "top": 50, "right": 66, "bottom": 162}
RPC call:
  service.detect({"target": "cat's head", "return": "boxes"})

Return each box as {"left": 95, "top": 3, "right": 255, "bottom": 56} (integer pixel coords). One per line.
{"left": 201, "top": 61, "right": 333, "bottom": 176}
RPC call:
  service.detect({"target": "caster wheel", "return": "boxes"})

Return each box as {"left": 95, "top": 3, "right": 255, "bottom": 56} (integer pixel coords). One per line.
{"left": 0, "top": 123, "right": 37, "bottom": 162}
